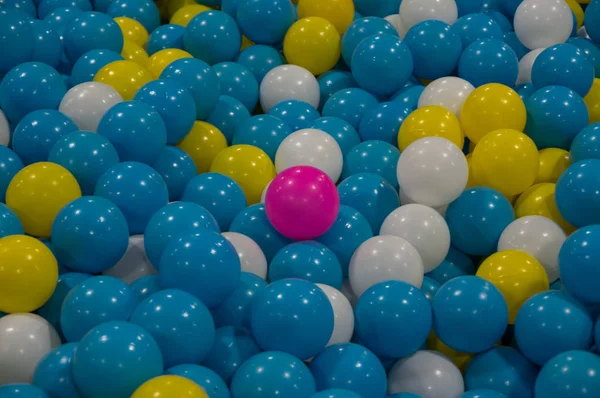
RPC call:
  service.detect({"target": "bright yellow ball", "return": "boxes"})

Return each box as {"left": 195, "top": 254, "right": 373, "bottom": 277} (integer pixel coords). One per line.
{"left": 428, "top": 332, "right": 474, "bottom": 373}
{"left": 170, "top": 4, "right": 211, "bottom": 26}
{"left": 536, "top": 148, "right": 571, "bottom": 184}
{"left": 147, "top": 48, "right": 193, "bottom": 78}
{"left": 6, "top": 162, "right": 81, "bottom": 238}
{"left": 0, "top": 235, "right": 58, "bottom": 313}
{"left": 177, "top": 121, "right": 228, "bottom": 174}
{"left": 514, "top": 183, "right": 576, "bottom": 234}
{"left": 471, "top": 129, "right": 539, "bottom": 197}
{"left": 585, "top": 78, "right": 600, "bottom": 124}
{"left": 94, "top": 60, "right": 153, "bottom": 101}
{"left": 398, "top": 105, "right": 464, "bottom": 151}
{"left": 114, "top": 17, "right": 149, "bottom": 47}
{"left": 132, "top": 375, "right": 208, "bottom": 398}
{"left": 465, "top": 153, "right": 476, "bottom": 188}
{"left": 210, "top": 145, "right": 276, "bottom": 205}
{"left": 167, "top": 0, "right": 198, "bottom": 18}
{"left": 565, "top": 0, "right": 585, "bottom": 28}
{"left": 297, "top": 0, "right": 355, "bottom": 34}
{"left": 461, "top": 83, "right": 527, "bottom": 144}
{"left": 121, "top": 40, "right": 149, "bottom": 67}
{"left": 283, "top": 17, "right": 341, "bottom": 76}
{"left": 477, "top": 250, "right": 549, "bottom": 324}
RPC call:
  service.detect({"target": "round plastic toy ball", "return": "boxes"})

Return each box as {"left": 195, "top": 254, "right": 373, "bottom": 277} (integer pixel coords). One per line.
{"left": 32, "top": 343, "right": 79, "bottom": 398}
{"left": 311, "top": 390, "right": 363, "bottom": 398}
{"left": 421, "top": 276, "right": 441, "bottom": 302}
{"left": 59, "top": 82, "right": 123, "bottom": 132}
{"left": 309, "top": 343, "right": 387, "bottom": 398}
{"left": 514, "top": 0, "right": 572, "bottom": 50}
{"left": 93, "top": 60, "right": 153, "bottom": 101}
{"left": 235, "top": 44, "right": 284, "bottom": 85}
{"left": 146, "top": 48, "right": 192, "bottom": 78}
{"left": 458, "top": 39, "right": 519, "bottom": 88}
{"left": 175, "top": 121, "right": 227, "bottom": 173}
{"left": 260, "top": 64, "right": 320, "bottom": 113}
{"left": 114, "top": 16, "right": 148, "bottom": 48}
{"left": 36, "top": 0, "right": 89, "bottom": 18}
{"left": 131, "top": 375, "right": 208, "bottom": 398}
{"left": 312, "top": 117, "right": 360, "bottom": 158}
{"left": 459, "top": 391, "right": 508, "bottom": 398}
{"left": 536, "top": 148, "right": 571, "bottom": 184}
{"left": 0, "top": 313, "right": 60, "bottom": 385}
{"left": 213, "top": 62, "right": 259, "bottom": 113}
{"left": 515, "top": 182, "right": 576, "bottom": 234}
{"left": 357, "top": 102, "right": 409, "bottom": 145}
{"left": 0, "top": 9, "right": 34, "bottom": 75}
{"left": 516, "top": 48, "right": 545, "bottom": 85}
{"left": 231, "top": 114, "right": 291, "bottom": 160}
{"left": 30, "top": 19, "right": 63, "bottom": 69}
{"left": 399, "top": 0, "right": 458, "bottom": 32}
{"left": 222, "top": 232, "right": 267, "bottom": 279}
{"left": 236, "top": 0, "right": 295, "bottom": 45}
{"left": 268, "top": 100, "right": 319, "bottom": 132}
{"left": 72, "top": 321, "right": 163, "bottom": 398}
{"left": 460, "top": 83, "right": 526, "bottom": 144}
{"left": 146, "top": 24, "right": 185, "bottom": 55}
{"left": 315, "top": 283, "right": 354, "bottom": 346}
{"left": 388, "top": 350, "right": 465, "bottom": 398}
{"left": 102, "top": 234, "right": 156, "bottom": 284}
{"left": 62, "top": 12, "right": 123, "bottom": 64}
{"left": 322, "top": 88, "right": 378, "bottom": 130}
{"left": 418, "top": 77, "right": 474, "bottom": 119}
{"left": 297, "top": 0, "right": 354, "bottom": 34}
{"left": 206, "top": 96, "right": 251, "bottom": 145}
{"left": 535, "top": 350, "right": 600, "bottom": 398}
{"left": 119, "top": 41, "right": 150, "bottom": 76}
{"left": 183, "top": 10, "right": 240, "bottom": 65}
{"left": 0, "top": 109, "right": 9, "bottom": 147}
{"left": 70, "top": 49, "right": 125, "bottom": 87}
{"left": 170, "top": 4, "right": 211, "bottom": 27}
{"left": 426, "top": 246, "right": 475, "bottom": 286}
{"left": 568, "top": 37, "right": 600, "bottom": 78}
{"left": 571, "top": 123, "right": 600, "bottom": 162}
{"left": 586, "top": 78, "right": 600, "bottom": 125}
{"left": 342, "top": 140, "right": 399, "bottom": 188}
{"left": 398, "top": 105, "right": 464, "bottom": 151}
{"left": 130, "top": 275, "right": 161, "bottom": 303}
{"left": 586, "top": 0, "right": 600, "bottom": 44}
{"left": 559, "top": 225, "right": 600, "bottom": 303}
{"left": 0, "top": 204, "right": 24, "bottom": 239}
{"left": 556, "top": 159, "right": 600, "bottom": 227}
{"left": 211, "top": 271, "right": 267, "bottom": 330}
{"left": 106, "top": 0, "right": 160, "bottom": 33}
{"left": 452, "top": 13, "right": 503, "bottom": 48}
{"left": 166, "top": 365, "right": 228, "bottom": 398}
{"left": 342, "top": 17, "right": 399, "bottom": 65}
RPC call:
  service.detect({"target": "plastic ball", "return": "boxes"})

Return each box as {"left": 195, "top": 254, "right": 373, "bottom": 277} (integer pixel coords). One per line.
{"left": 59, "top": 82, "right": 123, "bottom": 132}
{"left": 559, "top": 225, "right": 600, "bottom": 303}
{"left": 38, "top": 0, "right": 90, "bottom": 19}
{"left": 0, "top": 314, "right": 60, "bottom": 384}
{"left": 356, "top": 102, "right": 408, "bottom": 145}
{"left": 586, "top": 78, "right": 600, "bottom": 125}
{"left": 297, "top": 0, "right": 354, "bottom": 34}
{"left": 342, "top": 140, "right": 399, "bottom": 189}
{"left": 311, "top": 117, "right": 360, "bottom": 157}
{"left": 452, "top": 13, "right": 503, "bottom": 48}
{"left": 106, "top": 0, "right": 160, "bottom": 33}
{"left": 175, "top": 121, "right": 226, "bottom": 173}
{"left": 0, "top": 9, "right": 34, "bottom": 75}
{"left": 556, "top": 159, "right": 600, "bottom": 227}
{"left": 268, "top": 100, "right": 319, "bottom": 132}
{"left": 426, "top": 246, "right": 475, "bottom": 286}
{"left": 322, "top": 88, "right": 378, "bottom": 130}
{"left": 211, "top": 271, "right": 266, "bottom": 330}
{"left": 220, "top": 233, "right": 266, "bottom": 280}
{"left": 532, "top": 44, "right": 594, "bottom": 97}
{"left": 146, "top": 48, "right": 192, "bottom": 78}
{"left": 536, "top": 148, "right": 571, "bottom": 184}
{"left": 514, "top": 0, "right": 572, "bottom": 50}
{"left": 310, "top": 284, "right": 353, "bottom": 347}
{"left": 102, "top": 234, "right": 156, "bottom": 284}
{"left": 30, "top": 19, "right": 62, "bottom": 69}
{"left": 515, "top": 182, "right": 576, "bottom": 234}
{"left": 131, "top": 375, "right": 207, "bottom": 398}
{"left": 211, "top": 64, "right": 257, "bottom": 115}
{"left": 206, "top": 96, "right": 251, "bottom": 145}
{"left": 516, "top": 48, "right": 544, "bottom": 85}
{"left": 260, "top": 64, "right": 320, "bottom": 113}
{"left": 418, "top": 77, "right": 474, "bottom": 119}
{"left": 398, "top": 105, "right": 464, "bottom": 151}
{"left": 146, "top": 24, "right": 185, "bottom": 55}
{"left": 130, "top": 274, "right": 161, "bottom": 303}
{"left": 114, "top": 16, "right": 148, "bottom": 48}
{"left": 459, "top": 391, "right": 507, "bottom": 398}
{"left": 165, "top": 368, "right": 226, "bottom": 398}
{"left": 183, "top": 10, "right": 240, "bottom": 65}
{"left": 535, "top": 350, "right": 600, "bottom": 398}
{"left": 32, "top": 343, "right": 79, "bottom": 398}
{"left": 586, "top": 0, "right": 600, "bottom": 44}
{"left": 311, "top": 390, "right": 363, "bottom": 398}
{"left": 0, "top": 204, "right": 24, "bottom": 239}
{"left": 568, "top": 37, "right": 600, "bottom": 78}
{"left": 571, "top": 123, "right": 600, "bottom": 163}
{"left": 231, "top": 114, "right": 290, "bottom": 160}
{"left": 43, "top": 6, "right": 84, "bottom": 29}
{"left": 316, "top": 71, "right": 356, "bottom": 113}
{"left": 62, "top": 12, "right": 123, "bottom": 64}
{"left": 170, "top": 4, "right": 210, "bottom": 26}
{"left": 460, "top": 83, "right": 526, "bottom": 144}
{"left": 70, "top": 49, "right": 124, "bottom": 87}
{"left": 235, "top": 44, "right": 284, "bottom": 85}
{"left": 235, "top": 0, "right": 294, "bottom": 46}
{"left": 0, "top": 110, "right": 9, "bottom": 147}
{"left": 93, "top": 60, "right": 152, "bottom": 101}
{"left": 459, "top": 39, "right": 518, "bottom": 87}
{"left": 420, "top": 275, "right": 441, "bottom": 302}
{"left": 341, "top": 17, "right": 398, "bottom": 65}
{"left": 121, "top": 39, "right": 150, "bottom": 66}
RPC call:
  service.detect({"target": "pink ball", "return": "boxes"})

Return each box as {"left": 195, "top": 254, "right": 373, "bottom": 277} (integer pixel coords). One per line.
{"left": 265, "top": 166, "right": 340, "bottom": 240}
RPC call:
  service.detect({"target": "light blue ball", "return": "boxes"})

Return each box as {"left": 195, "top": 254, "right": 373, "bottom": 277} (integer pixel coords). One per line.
{"left": 214, "top": 61, "right": 258, "bottom": 113}
{"left": 207, "top": 95, "right": 251, "bottom": 144}
{"left": 358, "top": 101, "right": 410, "bottom": 145}
{"left": 236, "top": 0, "right": 295, "bottom": 45}
{"left": 268, "top": 100, "right": 319, "bottom": 131}
{"left": 556, "top": 160, "right": 600, "bottom": 228}
{"left": 585, "top": 0, "right": 600, "bottom": 45}
{"left": 311, "top": 389, "right": 363, "bottom": 398}
{"left": 233, "top": 114, "right": 293, "bottom": 160}
{"left": 70, "top": 49, "right": 124, "bottom": 87}
{"left": 62, "top": 11, "right": 123, "bottom": 64}
{"left": 212, "top": 271, "right": 267, "bottom": 330}
{"left": 0, "top": 9, "right": 35, "bottom": 75}
{"left": 426, "top": 246, "right": 476, "bottom": 285}
{"left": 167, "top": 365, "right": 230, "bottom": 398}
{"left": 310, "top": 117, "right": 360, "bottom": 157}
{"left": 483, "top": 10, "right": 512, "bottom": 33}
{"left": 571, "top": 123, "right": 600, "bottom": 163}
{"left": 146, "top": 24, "right": 185, "bottom": 55}
{"left": 390, "top": 85, "right": 425, "bottom": 111}
{"left": 535, "top": 350, "right": 600, "bottom": 398}
{"left": 516, "top": 82, "right": 535, "bottom": 102}
{"left": 354, "top": 0, "right": 400, "bottom": 17}
{"left": 32, "top": 343, "right": 81, "bottom": 398}
{"left": 317, "top": 71, "right": 357, "bottom": 112}
{"left": 130, "top": 274, "right": 161, "bottom": 304}
{"left": 0, "top": 149, "right": 21, "bottom": 201}
{"left": 458, "top": 39, "right": 518, "bottom": 87}
{"left": 456, "top": 0, "right": 484, "bottom": 16}
{"left": 459, "top": 390, "right": 507, "bottom": 398}
{"left": 500, "top": 0, "right": 523, "bottom": 19}
{"left": 0, "top": 0, "right": 37, "bottom": 18}
{"left": 342, "top": 140, "right": 400, "bottom": 189}
{"left": 31, "top": 20, "right": 63, "bottom": 69}
{"left": 38, "top": 0, "right": 91, "bottom": 19}
{"left": 91, "top": 0, "right": 111, "bottom": 12}
{"left": 559, "top": 225, "right": 600, "bottom": 303}
{"left": 502, "top": 31, "right": 528, "bottom": 60}
{"left": 235, "top": 44, "right": 284, "bottom": 84}
{"left": 452, "top": 13, "right": 503, "bottom": 48}
{"left": 151, "top": 146, "right": 197, "bottom": 201}
{"left": 0, "top": 385, "right": 48, "bottom": 398}
{"left": 43, "top": 6, "right": 83, "bottom": 29}
{"left": 221, "top": 0, "right": 240, "bottom": 17}
{"left": 341, "top": 17, "right": 398, "bottom": 65}
{"left": 567, "top": 37, "right": 600, "bottom": 78}
{"left": 421, "top": 276, "right": 441, "bottom": 302}
{"left": 322, "top": 88, "right": 378, "bottom": 130}
{"left": 183, "top": 10, "right": 241, "bottom": 65}
{"left": 0, "top": 203, "right": 23, "bottom": 239}
{"left": 106, "top": 0, "right": 160, "bottom": 32}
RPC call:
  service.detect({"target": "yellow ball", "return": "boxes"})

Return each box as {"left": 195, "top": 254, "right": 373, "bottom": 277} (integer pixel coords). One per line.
{"left": 565, "top": 0, "right": 585, "bottom": 28}
{"left": 132, "top": 375, "right": 208, "bottom": 398}
{"left": 297, "top": 0, "right": 355, "bottom": 34}
{"left": 471, "top": 129, "right": 539, "bottom": 197}
{"left": 170, "top": 4, "right": 211, "bottom": 26}
{"left": 461, "top": 83, "right": 527, "bottom": 144}
{"left": 94, "top": 60, "right": 153, "bottom": 101}
{"left": 167, "top": 0, "right": 198, "bottom": 18}
{"left": 121, "top": 40, "right": 149, "bottom": 67}
{"left": 147, "top": 48, "right": 193, "bottom": 78}
{"left": 585, "top": 78, "right": 600, "bottom": 124}
{"left": 114, "top": 17, "right": 149, "bottom": 47}
{"left": 0, "top": 235, "right": 58, "bottom": 313}
{"left": 535, "top": 148, "right": 571, "bottom": 184}
{"left": 514, "top": 183, "right": 576, "bottom": 234}
{"left": 428, "top": 332, "right": 473, "bottom": 373}
{"left": 177, "top": 121, "right": 228, "bottom": 174}
{"left": 465, "top": 153, "right": 476, "bottom": 188}
{"left": 283, "top": 17, "right": 341, "bottom": 76}
{"left": 241, "top": 35, "right": 255, "bottom": 51}
{"left": 477, "top": 250, "right": 549, "bottom": 324}
{"left": 6, "top": 162, "right": 81, "bottom": 238}
{"left": 398, "top": 105, "right": 464, "bottom": 151}
{"left": 210, "top": 145, "right": 276, "bottom": 205}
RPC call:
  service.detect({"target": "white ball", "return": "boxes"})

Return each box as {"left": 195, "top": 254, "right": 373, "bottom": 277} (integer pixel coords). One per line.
{"left": 59, "top": 82, "right": 123, "bottom": 132}
{"left": 399, "top": 0, "right": 458, "bottom": 32}
{"left": 349, "top": 235, "right": 424, "bottom": 298}
{"left": 517, "top": 48, "right": 545, "bottom": 85}
{"left": 0, "top": 313, "right": 61, "bottom": 384}
{"left": 316, "top": 284, "right": 354, "bottom": 347}
{"left": 514, "top": 0, "right": 572, "bottom": 50}
{"left": 397, "top": 137, "right": 468, "bottom": 208}
{"left": 388, "top": 350, "right": 465, "bottom": 398}
{"left": 0, "top": 109, "right": 9, "bottom": 147}
{"left": 380, "top": 204, "right": 450, "bottom": 272}
{"left": 385, "top": 14, "right": 408, "bottom": 39}
{"left": 260, "top": 181, "right": 271, "bottom": 204}
{"left": 497, "top": 216, "right": 566, "bottom": 282}
{"left": 222, "top": 232, "right": 268, "bottom": 280}
{"left": 259, "top": 65, "right": 320, "bottom": 113}
{"left": 399, "top": 188, "right": 448, "bottom": 217}
{"left": 578, "top": 26, "right": 590, "bottom": 39}
{"left": 102, "top": 235, "right": 157, "bottom": 284}
{"left": 418, "top": 77, "right": 474, "bottom": 119}
{"left": 275, "top": 128, "right": 343, "bottom": 182}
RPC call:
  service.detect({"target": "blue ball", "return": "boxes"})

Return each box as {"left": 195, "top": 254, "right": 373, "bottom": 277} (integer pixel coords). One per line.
{"left": 459, "top": 39, "right": 518, "bottom": 87}
{"left": 97, "top": 101, "right": 167, "bottom": 165}
{"left": 94, "top": 161, "right": 169, "bottom": 234}
{"left": 133, "top": 79, "right": 197, "bottom": 144}
{"left": 232, "top": 114, "right": 293, "bottom": 160}
{"left": 421, "top": 276, "right": 441, "bottom": 302}
{"left": 516, "top": 82, "right": 535, "bottom": 102}
{"left": 235, "top": 44, "right": 284, "bottom": 84}
{"left": 338, "top": 173, "right": 400, "bottom": 233}
{"left": 355, "top": 280, "right": 432, "bottom": 358}
{"left": 130, "top": 289, "right": 215, "bottom": 368}
{"left": 341, "top": 17, "right": 398, "bottom": 65}
{"left": 62, "top": 11, "right": 123, "bottom": 64}
{"left": 456, "top": 0, "right": 483, "bottom": 16}
{"left": 309, "top": 343, "right": 387, "bottom": 398}
{"left": 1, "top": 0, "right": 37, "bottom": 18}
{"left": 465, "top": 346, "right": 537, "bottom": 397}
{"left": 105, "top": 0, "right": 159, "bottom": 32}
{"left": 559, "top": 225, "right": 600, "bottom": 303}
{"left": 571, "top": 123, "right": 600, "bottom": 163}
{"left": 269, "top": 241, "right": 343, "bottom": 289}
{"left": 212, "top": 271, "right": 267, "bottom": 330}
{"left": 61, "top": 276, "right": 136, "bottom": 342}
{"left": 268, "top": 100, "right": 319, "bottom": 132}
{"left": 390, "top": 85, "right": 425, "bottom": 111}
{"left": 236, "top": 0, "right": 295, "bottom": 45}
{"left": 207, "top": 95, "right": 251, "bottom": 144}
{"left": 32, "top": 343, "right": 80, "bottom": 398}
{"left": 231, "top": 351, "right": 316, "bottom": 398}
{"left": 0, "top": 146, "right": 23, "bottom": 202}
{"left": 358, "top": 101, "right": 410, "bottom": 145}
{"left": 502, "top": 31, "right": 528, "bottom": 60}
{"left": 310, "top": 117, "right": 360, "bottom": 157}
{"left": 404, "top": 21, "right": 461, "bottom": 81}
{"left": 144, "top": 201, "right": 220, "bottom": 269}
{"left": 433, "top": 276, "right": 508, "bottom": 353}
{"left": 342, "top": 140, "right": 400, "bottom": 189}
{"left": 51, "top": 196, "right": 129, "bottom": 273}
{"left": 0, "top": 9, "right": 34, "bottom": 75}
{"left": 166, "top": 365, "right": 229, "bottom": 398}
{"left": 38, "top": 0, "right": 91, "bottom": 18}
{"left": 567, "top": 37, "right": 600, "bottom": 78}
{"left": 159, "top": 230, "right": 241, "bottom": 308}
{"left": 214, "top": 61, "right": 259, "bottom": 112}
{"left": 0, "top": 203, "right": 23, "bottom": 239}
{"left": 180, "top": 173, "right": 247, "bottom": 232}
{"left": 532, "top": 44, "right": 595, "bottom": 98}
{"left": 459, "top": 390, "right": 507, "bottom": 398}
{"left": 151, "top": 146, "right": 196, "bottom": 201}
{"left": 161, "top": 57, "right": 220, "bottom": 121}
{"left": 0, "top": 385, "right": 48, "bottom": 398}
{"left": 500, "top": 0, "right": 523, "bottom": 19}
{"left": 515, "top": 290, "right": 593, "bottom": 366}
{"left": 556, "top": 160, "right": 600, "bottom": 228}
{"left": 183, "top": 10, "right": 241, "bottom": 65}
{"left": 70, "top": 49, "right": 124, "bottom": 87}
{"left": 585, "top": 0, "right": 600, "bottom": 45}
{"left": 203, "top": 326, "right": 261, "bottom": 384}
{"left": 130, "top": 274, "right": 161, "bottom": 303}
{"left": 452, "top": 13, "right": 503, "bottom": 48}
{"left": 221, "top": 0, "right": 240, "bottom": 17}
{"left": 146, "top": 24, "right": 185, "bottom": 55}
{"left": 72, "top": 321, "right": 163, "bottom": 398}
{"left": 535, "top": 350, "right": 600, "bottom": 398}
{"left": 311, "top": 390, "right": 363, "bottom": 398}
{"left": 43, "top": 6, "right": 83, "bottom": 29}
{"left": 322, "top": 88, "right": 378, "bottom": 130}
{"left": 483, "top": 10, "right": 512, "bottom": 33}
{"left": 354, "top": 0, "right": 400, "bottom": 17}
{"left": 31, "top": 20, "right": 63, "bottom": 69}
{"left": 317, "top": 71, "right": 357, "bottom": 112}
{"left": 0, "top": 62, "right": 67, "bottom": 123}
{"left": 250, "top": 279, "right": 334, "bottom": 359}
{"left": 426, "top": 245, "right": 476, "bottom": 285}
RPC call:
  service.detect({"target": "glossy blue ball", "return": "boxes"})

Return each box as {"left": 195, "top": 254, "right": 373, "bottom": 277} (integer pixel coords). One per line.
{"left": 317, "top": 71, "right": 357, "bottom": 112}
{"left": 207, "top": 95, "right": 251, "bottom": 144}
{"left": 146, "top": 24, "right": 185, "bottom": 55}
{"left": 500, "top": 0, "right": 523, "bottom": 19}
{"left": 183, "top": 10, "right": 241, "bottom": 65}
{"left": 236, "top": 44, "right": 284, "bottom": 84}
{"left": 559, "top": 225, "right": 600, "bottom": 303}
{"left": 1, "top": 0, "right": 37, "bottom": 18}
{"left": 311, "top": 390, "right": 363, "bottom": 398}
{"left": 214, "top": 62, "right": 259, "bottom": 112}
{"left": 516, "top": 82, "right": 535, "bottom": 102}
{"left": 502, "top": 31, "right": 528, "bottom": 60}
{"left": 43, "top": 6, "right": 83, "bottom": 29}
{"left": 0, "top": 384, "right": 48, "bottom": 398}
{"left": 212, "top": 271, "right": 267, "bottom": 330}
{"left": 31, "top": 20, "right": 63, "bottom": 69}
{"left": 421, "top": 276, "right": 441, "bottom": 302}
{"left": 38, "top": 0, "right": 91, "bottom": 18}
{"left": 268, "top": 100, "right": 319, "bottom": 132}
{"left": 310, "top": 117, "right": 360, "bottom": 157}
{"left": 232, "top": 114, "right": 292, "bottom": 160}
{"left": 0, "top": 203, "right": 23, "bottom": 239}
{"left": 69, "top": 49, "right": 124, "bottom": 86}
{"left": 390, "top": 85, "right": 425, "bottom": 111}
{"left": 585, "top": 0, "right": 600, "bottom": 45}
{"left": 341, "top": 17, "right": 398, "bottom": 65}
{"left": 459, "top": 39, "right": 518, "bottom": 87}
{"left": 342, "top": 140, "right": 400, "bottom": 189}
{"left": 151, "top": 146, "right": 196, "bottom": 201}
{"left": 236, "top": 0, "right": 295, "bottom": 45}
{"left": 354, "top": 0, "right": 400, "bottom": 17}
{"left": 452, "top": 13, "right": 503, "bottom": 48}
{"left": 130, "top": 274, "right": 161, "bottom": 304}
{"left": 62, "top": 11, "right": 123, "bottom": 63}
{"left": 358, "top": 101, "right": 410, "bottom": 145}
{"left": 567, "top": 37, "right": 600, "bottom": 78}
{"left": 535, "top": 350, "right": 600, "bottom": 398}
{"left": 571, "top": 123, "right": 600, "bottom": 163}
{"left": 456, "top": 0, "right": 483, "bottom": 16}
{"left": 32, "top": 343, "right": 80, "bottom": 398}
{"left": 0, "top": 9, "right": 34, "bottom": 75}
{"left": 426, "top": 246, "right": 476, "bottom": 285}
{"left": 106, "top": 0, "right": 160, "bottom": 33}
{"left": 459, "top": 390, "right": 507, "bottom": 398}
{"left": 556, "top": 160, "right": 600, "bottom": 228}
{"left": 322, "top": 88, "right": 378, "bottom": 130}
{"left": 167, "top": 365, "right": 230, "bottom": 398}
{"left": 0, "top": 146, "right": 23, "bottom": 202}
{"left": 483, "top": 11, "right": 512, "bottom": 34}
